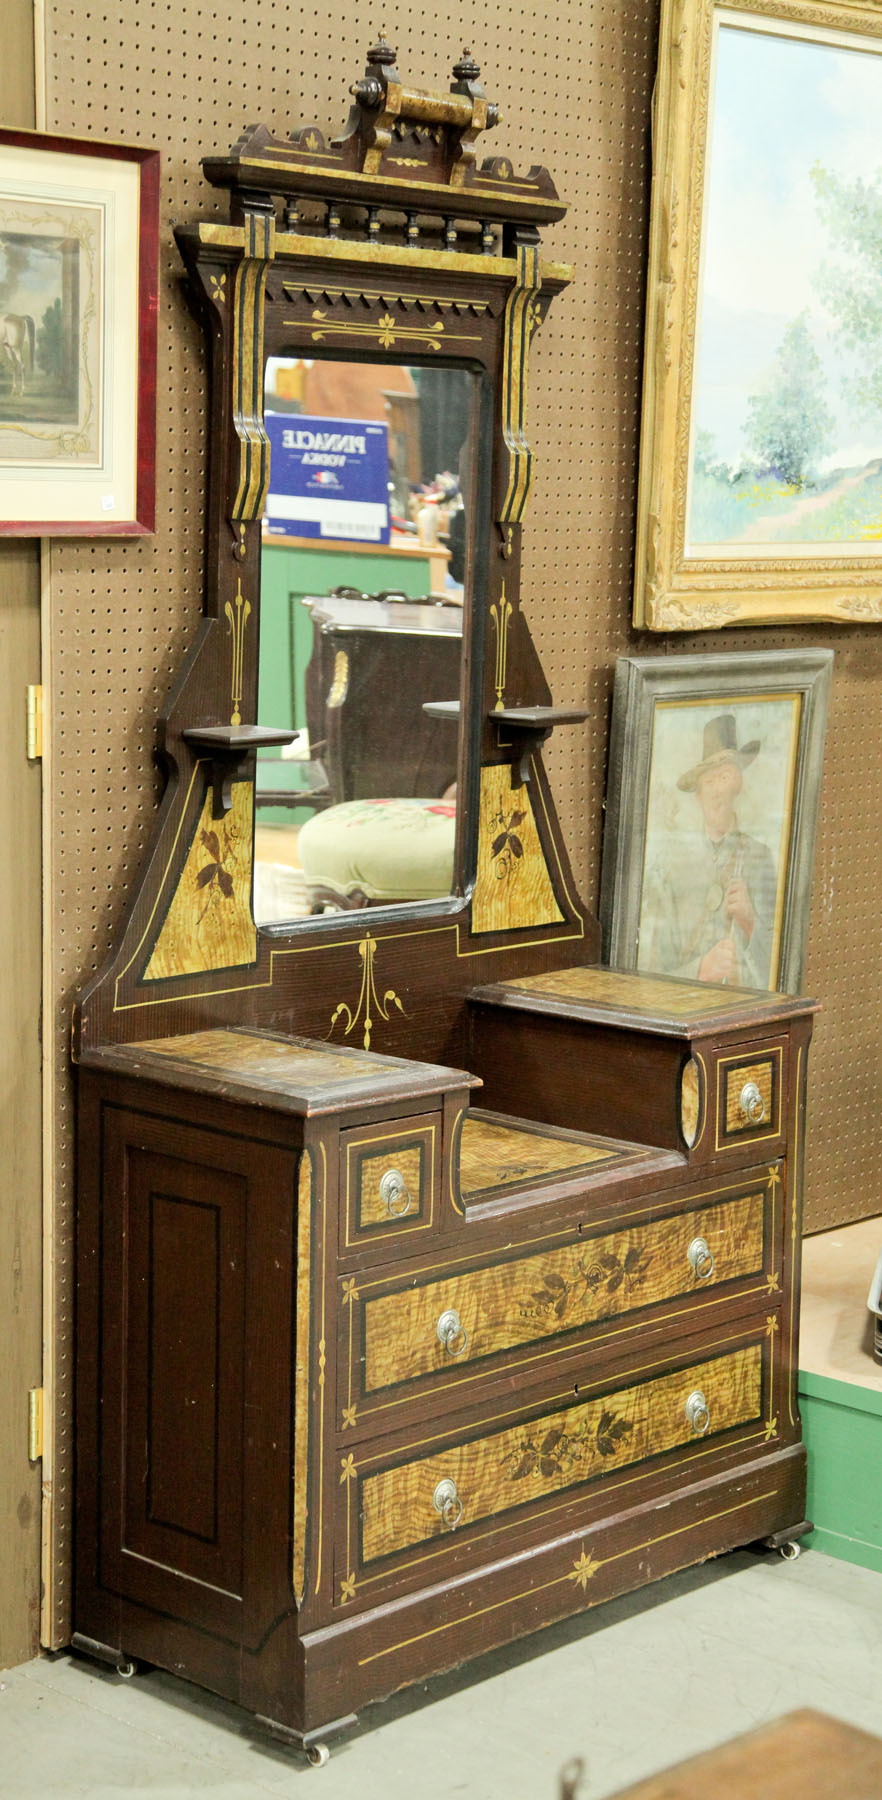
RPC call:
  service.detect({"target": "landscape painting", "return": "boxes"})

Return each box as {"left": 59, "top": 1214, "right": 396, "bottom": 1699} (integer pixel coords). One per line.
{"left": 0, "top": 196, "right": 99, "bottom": 463}
{"left": 688, "top": 15, "right": 882, "bottom": 557}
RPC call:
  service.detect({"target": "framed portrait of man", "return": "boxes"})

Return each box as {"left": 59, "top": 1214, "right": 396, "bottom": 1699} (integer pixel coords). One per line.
{"left": 599, "top": 650, "right": 833, "bottom": 994}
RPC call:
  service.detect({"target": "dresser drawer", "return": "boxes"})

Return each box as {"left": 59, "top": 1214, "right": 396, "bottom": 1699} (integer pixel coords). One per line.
{"left": 340, "top": 1168, "right": 782, "bottom": 1429}
{"left": 714, "top": 1042, "right": 785, "bottom": 1153}
{"left": 333, "top": 1319, "right": 780, "bottom": 1610}
{"left": 339, "top": 1113, "right": 439, "bottom": 1252}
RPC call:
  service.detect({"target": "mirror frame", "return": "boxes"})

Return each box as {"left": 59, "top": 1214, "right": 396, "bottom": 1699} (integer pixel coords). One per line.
{"left": 75, "top": 43, "right": 596, "bottom": 1056}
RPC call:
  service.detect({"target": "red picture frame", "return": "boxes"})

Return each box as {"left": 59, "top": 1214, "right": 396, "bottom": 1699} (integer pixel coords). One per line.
{"left": 0, "top": 128, "right": 159, "bottom": 536}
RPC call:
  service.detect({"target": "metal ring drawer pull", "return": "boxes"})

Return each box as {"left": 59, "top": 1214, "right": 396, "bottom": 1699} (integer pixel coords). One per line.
{"left": 685, "top": 1389, "right": 711, "bottom": 1436}
{"left": 739, "top": 1080, "right": 766, "bottom": 1125}
{"left": 436, "top": 1307, "right": 468, "bottom": 1357}
{"left": 378, "top": 1167, "right": 412, "bottom": 1219}
{"left": 687, "top": 1236, "right": 716, "bottom": 1282}
{"left": 433, "top": 1476, "right": 464, "bottom": 1530}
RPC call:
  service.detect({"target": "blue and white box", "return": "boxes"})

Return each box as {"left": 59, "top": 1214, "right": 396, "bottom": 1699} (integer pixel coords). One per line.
{"left": 265, "top": 411, "right": 391, "bottom": 543}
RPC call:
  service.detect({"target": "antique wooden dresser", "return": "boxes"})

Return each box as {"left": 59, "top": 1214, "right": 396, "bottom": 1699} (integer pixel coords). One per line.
{"left": 73, "top": 44, "right": 817, "bottom": 1762}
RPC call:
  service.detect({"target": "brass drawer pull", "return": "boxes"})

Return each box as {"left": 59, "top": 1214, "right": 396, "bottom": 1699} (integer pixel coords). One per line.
{"left": 685, "top": 1389, "right": 711, "bottom": 1436}
{"left": 436, "top": 1307, "right": 468, "bottom": 1357}
{"left": 687, "top": 1236, "right": 715, "bottom": 1282}
{"left": 433, "top": 1476, "right": 464, "bottom": 1530}
{"left": 739, "top": 1080, "right": 766, "bottom": 1125}
{"left": 378, "top": 1167, "right": 413, "bottom": 1218}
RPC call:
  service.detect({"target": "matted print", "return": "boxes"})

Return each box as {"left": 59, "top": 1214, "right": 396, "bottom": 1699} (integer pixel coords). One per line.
{"left": 0, "top": 130, "right": 158, "bottom": 534}
{"left": 599, "top": 652, "right": 832, "bottom": 993}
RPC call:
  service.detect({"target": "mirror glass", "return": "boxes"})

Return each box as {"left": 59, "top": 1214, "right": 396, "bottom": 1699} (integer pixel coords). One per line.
{"left": 254, "top": 356, "right": 475, "bottom": 924}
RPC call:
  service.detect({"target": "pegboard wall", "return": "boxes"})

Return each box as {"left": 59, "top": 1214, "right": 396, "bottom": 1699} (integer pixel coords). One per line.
{"left": 42, "top": 0, "right": 882, "bottom": 1642}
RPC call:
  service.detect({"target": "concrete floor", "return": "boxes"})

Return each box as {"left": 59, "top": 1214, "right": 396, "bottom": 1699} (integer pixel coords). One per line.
{"left": 1, "top": 1548, "right": 879, "bottom": 1798}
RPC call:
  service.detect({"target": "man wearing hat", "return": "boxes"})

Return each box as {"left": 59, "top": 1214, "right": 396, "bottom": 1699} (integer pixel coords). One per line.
{"left": 639, "top": 713, "right": 778, "bottom": 988}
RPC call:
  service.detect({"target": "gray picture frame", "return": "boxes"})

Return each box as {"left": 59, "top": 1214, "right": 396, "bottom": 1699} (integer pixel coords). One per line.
{"left": 599, "top": 650, "right": 833, "bottom": 994}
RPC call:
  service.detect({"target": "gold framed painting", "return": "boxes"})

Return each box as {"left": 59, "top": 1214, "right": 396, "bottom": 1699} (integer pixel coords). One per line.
{"left": 0, "top": 129, "right": 159, "bottom": 535}
{"left": 599, "top": 650, "right": 832, "bottom": 993}
{"left": 634, "top": 0, "right": 882, "bottom": 629}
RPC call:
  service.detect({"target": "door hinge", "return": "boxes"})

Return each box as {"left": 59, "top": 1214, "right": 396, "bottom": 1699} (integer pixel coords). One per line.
{"left": 26, "top": 685, "right": 43, "bottom": 760}
{"left": 28, "top": 1387, "right": 44, "bottom": 1461}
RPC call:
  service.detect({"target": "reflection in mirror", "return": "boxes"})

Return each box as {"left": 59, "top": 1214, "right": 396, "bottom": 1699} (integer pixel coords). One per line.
{"left": 254, "top": 356, "right": 476, "bottom": 925}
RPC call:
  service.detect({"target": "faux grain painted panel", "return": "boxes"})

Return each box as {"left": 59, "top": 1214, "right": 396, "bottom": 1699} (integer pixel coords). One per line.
{"left": 723, "top": 1059, "right": 776, "bottom": 1134}
{"left": 361, "top": 1344, "right": 762, "bottom": 1561}
{"left": 355, "top": 1143, "right": 425, "bottom": 1230}
{"left": 361, "top": 1191, "right": 766, "bottom": 1392}
{"left": 143, "top": 780, "right": 256, "bottom": 979}
{"left": 459, "top": 1114, "right": 616, "bottom": 1196}
{"left": 471, "top": 765, "right": 564, "bottom": 933}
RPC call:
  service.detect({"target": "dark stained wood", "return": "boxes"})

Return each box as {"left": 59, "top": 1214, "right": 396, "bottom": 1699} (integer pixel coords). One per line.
{"left": 604, "top": 1711, "right": 882, "bottom": 1800}
{"left": 73, "top": 47, "right": 817, "bottom": 1758}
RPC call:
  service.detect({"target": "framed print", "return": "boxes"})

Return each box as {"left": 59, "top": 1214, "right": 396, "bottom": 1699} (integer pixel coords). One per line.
{"left": 0, "top": 129, "right": 158, "bottom": 535}
{"left": 634, "top": 0, "right": 882, "bottom": 629}
{"left": 599, "top": 650, "right": 832, "bottom": 993}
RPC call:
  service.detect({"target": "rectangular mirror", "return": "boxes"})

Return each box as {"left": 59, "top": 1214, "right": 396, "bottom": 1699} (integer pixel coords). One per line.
{"left": 254, "top": 356, "right": 477, "bottom": 924}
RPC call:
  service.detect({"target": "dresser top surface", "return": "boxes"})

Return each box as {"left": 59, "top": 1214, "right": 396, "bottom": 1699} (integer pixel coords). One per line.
{"left": 471, "top": 964, "right": 819, "bottom": 1038}
{"left": 78, "top": 1026, "right": 479, "bottom": 1116}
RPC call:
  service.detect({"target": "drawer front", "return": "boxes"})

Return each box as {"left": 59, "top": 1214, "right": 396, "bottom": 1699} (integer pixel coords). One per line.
{"left": 353, "top": 1174, "right": 778, "bottom": 1406}
{"left": 362, "top": 1343, "right": 762, "bottom": 1563}
{"left": 340, "top": 1114, "right": 439, "bottom": 1250}
{"left": 715, "top": 1045, "right": 783, "bottom": 1151}
{"left": 333, "top": 1320, "right": 780, "bottom": 1608}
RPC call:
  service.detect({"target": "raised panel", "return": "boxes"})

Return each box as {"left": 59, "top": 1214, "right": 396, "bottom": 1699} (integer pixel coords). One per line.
{"left": 146, "top": 1191, "right": 221, "bottom": 1541}
{"left": 122, "top": 1146, "right": 246, "bottom": 1590}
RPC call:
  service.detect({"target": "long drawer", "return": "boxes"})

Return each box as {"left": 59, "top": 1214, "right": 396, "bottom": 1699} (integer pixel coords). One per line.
{"left": 333, "top": 1314, "right": 785, "bottom": 1612}
{"left": 336, "top": 1165, "right": 783, "bottom": 1438}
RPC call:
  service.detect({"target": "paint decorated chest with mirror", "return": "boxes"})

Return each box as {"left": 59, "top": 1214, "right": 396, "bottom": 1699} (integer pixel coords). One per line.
{"left": 73, "top": 44, "right": 817, "bottom": 1761}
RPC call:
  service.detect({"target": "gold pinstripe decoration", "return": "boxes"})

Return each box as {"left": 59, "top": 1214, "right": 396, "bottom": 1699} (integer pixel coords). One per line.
{"left": 230, "top": 208, "right": 275, "bottom": 523}
{"left": 498, "top": 243, "right": 543, "bottom": 531}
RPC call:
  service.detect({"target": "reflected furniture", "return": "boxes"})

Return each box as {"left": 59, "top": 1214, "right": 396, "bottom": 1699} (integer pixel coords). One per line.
{"left": 73, "top": 44, "right": 817, "bottom": 1763}
{"left": 303, "top": 591, "right": 463, "bottom": 805}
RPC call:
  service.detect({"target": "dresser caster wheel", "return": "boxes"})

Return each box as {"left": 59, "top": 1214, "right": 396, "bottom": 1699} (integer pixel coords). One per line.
{"left": 116, "top": 1658, "right": 137, "bottom": 1679}
{"left": 779, "top": 1540, "right": 801, "bottom": 1561}
{"left": 308, "top": 1743, "right": 330, "bottom": 1767}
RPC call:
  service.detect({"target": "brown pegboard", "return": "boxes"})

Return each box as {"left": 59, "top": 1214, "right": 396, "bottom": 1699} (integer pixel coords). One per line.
{"left": 42, "top": 0, "right": 877, "bottom": 1644}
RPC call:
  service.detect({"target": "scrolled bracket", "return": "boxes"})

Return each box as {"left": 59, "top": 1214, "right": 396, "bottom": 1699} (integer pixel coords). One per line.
{"left": 229, "top": 205, "right": 276, "bottom": 528}
{"left": 497, "top": 240, "right": 544, "bottom": 541}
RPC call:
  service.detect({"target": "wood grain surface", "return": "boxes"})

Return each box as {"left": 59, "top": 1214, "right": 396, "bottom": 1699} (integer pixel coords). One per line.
{"left": 471, "top": 765, "right": 564, "bottom": 934}
{"left": 360, "top": 1344, "right": 763, "bottom": 1561}
{"left": 144, "top": 781, "right": 256, "bottom": 979}
{"left": 502, "top": 966, "right": 760, "bottom": 1017}
{"left": 724, "top": 1058, "right": 775, "bottom": 1133}
{"left": 355, "top": 1143, "right": 425, "bottom": 1229}
{"left": 292, "top": 1151, "right": 311, "bottom": 1605}
{"left": 459, "top": 1113, "right": 616, "bottom": 1195}
{"left": 604, "top": 1710, "right": 882, "bottom": 1800}
{"left": 361, "top": 1191, "right": 766, "bottom": 1391}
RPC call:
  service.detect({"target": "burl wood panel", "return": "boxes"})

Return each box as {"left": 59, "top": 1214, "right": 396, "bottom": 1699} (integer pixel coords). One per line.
{"left": 459, "top": 1113, "right": 616, "bottom": 1195}
{"left": 362, "top": 1192, "right": 766, "bottom": 1391}
{"left": 355, "top": 1142, "right": 426, "bottom": 1230}
{"left": 471, "top": 764, "right": 564, "bottom": 934}
{"left": 361, "top": 1344, "right": 763, "bottom": 1561}
{"left": 144, "top": 780, "right": 256, "bottom": 979}
{"left": 680, "top": 1058, "right": 701, "bottom": 1147}
{"left": 724, "top": 1057, "right": 776, "bottom": 1134}
{"left": 504, "top": 967, "right": 744, "bottom": 1017}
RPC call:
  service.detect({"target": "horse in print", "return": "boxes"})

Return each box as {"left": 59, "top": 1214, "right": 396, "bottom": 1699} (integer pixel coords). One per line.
{"left": 0, "top": 313, "right": 35, "bottom": 395}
